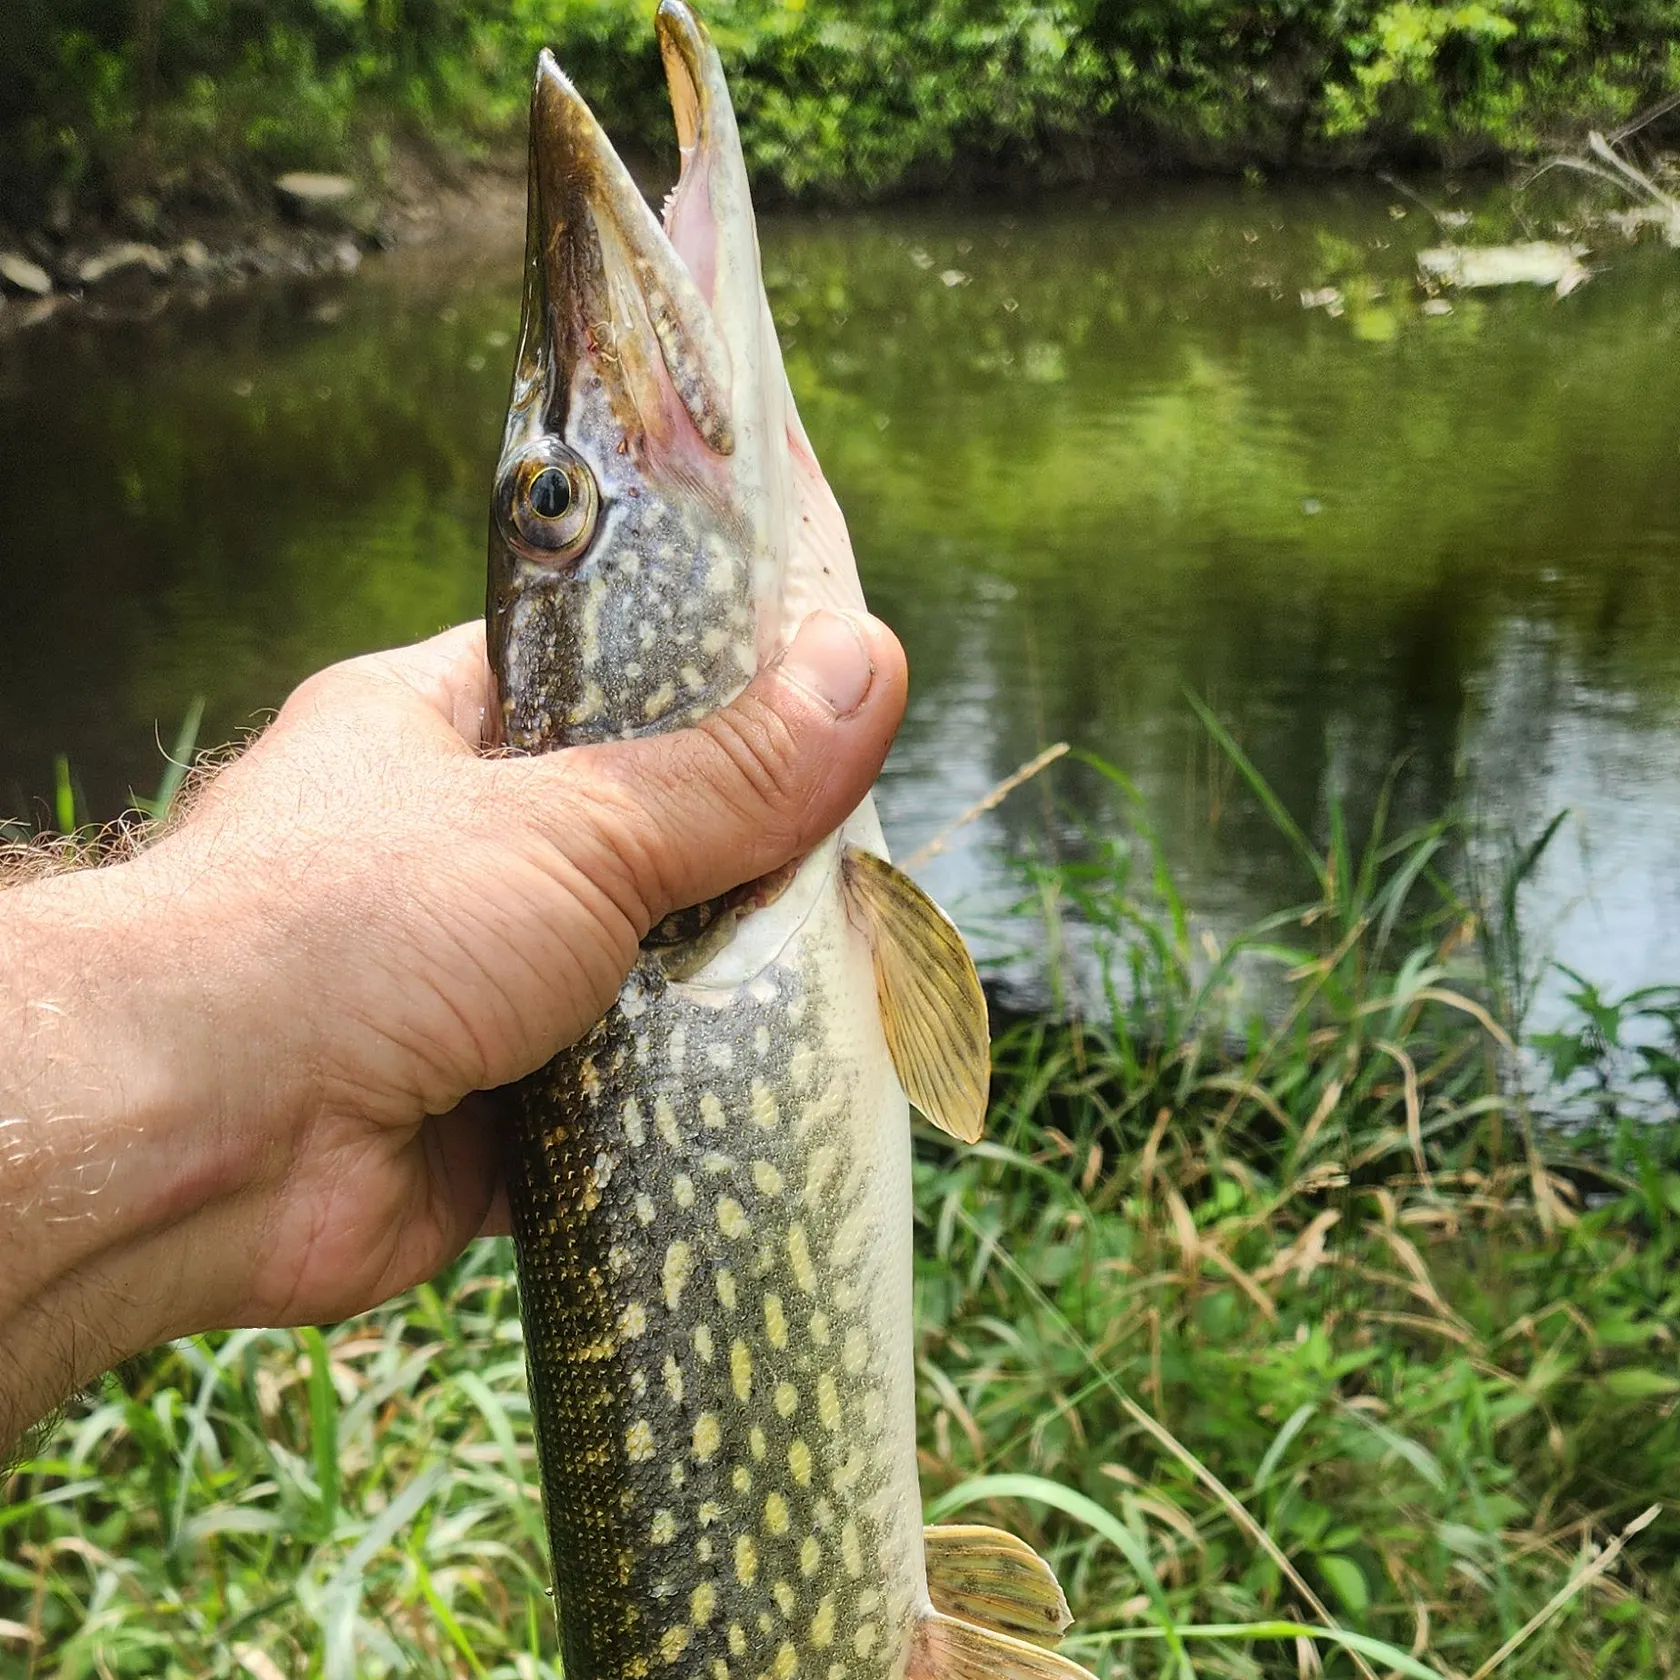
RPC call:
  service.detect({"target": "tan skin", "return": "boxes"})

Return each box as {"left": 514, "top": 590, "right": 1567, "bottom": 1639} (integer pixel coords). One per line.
{"left": 0, "top": 609, "right": 906, "bottom": 1457}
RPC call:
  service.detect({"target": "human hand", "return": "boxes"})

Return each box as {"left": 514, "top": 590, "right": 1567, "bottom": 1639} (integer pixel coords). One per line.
{"left": 0, "top": 610, "right": 905, "bottom": 1452}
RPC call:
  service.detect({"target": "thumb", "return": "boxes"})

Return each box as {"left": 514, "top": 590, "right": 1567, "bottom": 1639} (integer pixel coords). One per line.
{"left": 543, "top": 610, "right": 907, "bottom": 926}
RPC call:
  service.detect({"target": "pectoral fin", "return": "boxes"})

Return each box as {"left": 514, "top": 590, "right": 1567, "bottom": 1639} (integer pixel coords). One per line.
{"left": 839, "top": 846, "right": 990, "bottom": 1143}
{"left": 908, "top": 1612, "right": 1099, "bottom": 1680}
{"left": 923, "top": 1525, "right": 1073, "bottom": 1648}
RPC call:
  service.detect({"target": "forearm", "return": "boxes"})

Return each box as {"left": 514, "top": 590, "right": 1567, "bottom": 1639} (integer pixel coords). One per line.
{"left": 0, "top": 859, "right": 258, "bottom": 1451}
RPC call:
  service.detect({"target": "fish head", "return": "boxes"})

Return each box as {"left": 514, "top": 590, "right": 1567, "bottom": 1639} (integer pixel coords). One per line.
{"left": 489, "top": 2, "right": 800, "bottom": 750}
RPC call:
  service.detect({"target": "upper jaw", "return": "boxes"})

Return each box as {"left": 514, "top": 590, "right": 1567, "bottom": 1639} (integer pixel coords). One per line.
{"left": 656, "top": 3, "right": 789, "bottom": 451}
{"left": 656, "top": 0, "right": 743, "bottom": 316}
{"left": 512, "top": 42, "right": 736, "bottom": 465}
{"left": 510, "top": 11, "right": 772, "bottom": 471}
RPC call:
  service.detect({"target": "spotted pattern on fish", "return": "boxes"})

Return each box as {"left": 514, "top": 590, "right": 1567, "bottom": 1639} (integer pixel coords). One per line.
{"left": 491, "top": 364, "right": 757, "bottom": 750}
{"left": 505, "top": 923, "right": 924, "bottom": 1680}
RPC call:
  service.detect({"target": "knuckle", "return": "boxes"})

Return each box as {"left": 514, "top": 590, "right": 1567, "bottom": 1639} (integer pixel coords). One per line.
{"left": 284, "top": 656, "right": 366, "bottom": 714}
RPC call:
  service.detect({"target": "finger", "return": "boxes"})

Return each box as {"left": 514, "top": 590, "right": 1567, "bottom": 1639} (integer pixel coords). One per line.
{"left": 291, "top": 623, "right": 493, "bottom": 747}
{"left": 542, "top": 610, "right": 907, "bottom": 923}
{"left": 409, "top": 1096, "right": 507, "bottom": 1280}
{"left": 435, "top": 1093, "right": 513, "bottom": 1240}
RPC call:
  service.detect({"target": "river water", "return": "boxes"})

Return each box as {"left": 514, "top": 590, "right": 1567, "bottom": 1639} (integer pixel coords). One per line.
{"left": 2, "top": 184, "right": 1678, "bottom": 1023}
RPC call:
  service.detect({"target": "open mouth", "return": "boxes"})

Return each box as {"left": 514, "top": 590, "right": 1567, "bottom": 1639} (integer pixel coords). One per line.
{"left": 518, "top": 2, "right": 756, "bottom": 465}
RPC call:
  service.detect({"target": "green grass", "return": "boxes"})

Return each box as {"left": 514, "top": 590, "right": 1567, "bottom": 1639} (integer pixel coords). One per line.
{"left": 2, "top": 734, "right": 1677, "bottom": 1677}
{"left": 1, "top": 698, "right": 201, "bottom": 855}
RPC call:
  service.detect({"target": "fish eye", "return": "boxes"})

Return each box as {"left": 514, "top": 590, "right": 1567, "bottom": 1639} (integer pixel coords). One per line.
{"left": 497, "top": 440, "right": 599, "bottom": 565}
{"left": 529, "top": 467, "right": 571, "bottom": 520}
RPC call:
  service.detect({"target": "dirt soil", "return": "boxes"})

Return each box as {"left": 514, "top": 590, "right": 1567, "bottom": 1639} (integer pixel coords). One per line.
{"left": 0, "top": 142, "right": 529, "bottom": 336}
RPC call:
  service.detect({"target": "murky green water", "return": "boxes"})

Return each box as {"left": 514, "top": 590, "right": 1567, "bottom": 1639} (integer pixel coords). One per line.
{"left": 3, "top": 185, "right": 1679, "bottom": 1015}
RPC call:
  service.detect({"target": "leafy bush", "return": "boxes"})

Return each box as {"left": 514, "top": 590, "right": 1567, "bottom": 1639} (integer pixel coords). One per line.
{"left": 3, "top": 1, "right": 1679, "bottom": 222}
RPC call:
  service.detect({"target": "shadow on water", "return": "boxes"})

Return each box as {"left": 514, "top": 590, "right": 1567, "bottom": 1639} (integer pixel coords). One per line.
{"left": 2, "top": 181, "right": 1678, "bottom": 1018}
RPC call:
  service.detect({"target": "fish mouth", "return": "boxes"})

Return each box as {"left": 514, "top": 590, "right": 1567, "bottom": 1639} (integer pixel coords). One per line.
{"left": 511, "top": 5, "right": 774, "bottom": 478}
{"left": 656, "top": 0, "right": 754, "bottom": 345}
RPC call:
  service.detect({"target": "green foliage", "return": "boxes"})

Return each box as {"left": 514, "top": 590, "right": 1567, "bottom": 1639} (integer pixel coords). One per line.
{"left": 699, "top": 2, "right": 1118, "bottom": 197}
{"left": 1532, "top": 970, "right": 1680, "bottom": 1126}
{"left": 3, "top": 1, "right": 1679, "bottom": 220}
{"left": 1320, "top": 0, "right": 1680, "bottom": 149}
{"left": 922, "top": 759, "right": 1680, "bottom": 1676}
{"left": 4, "top": 740, "right": 1677, "bottom": 1676}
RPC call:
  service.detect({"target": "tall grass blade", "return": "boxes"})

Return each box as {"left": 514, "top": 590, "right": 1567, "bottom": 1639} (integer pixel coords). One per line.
{"left": 141, "top": 696, "right": 206, "bottom": 821}
{"left": 52, "top": 753, "right": 76, "bottom": 836}
{"left": 320, "top": 1463, "right": 446, "bottom": 1680}
{"left": 299, "top": 1326, "right": 341, "bottom": 1537}
{"left": 1071, "top": 1621, "right": 1446, "bottom": 1679}
{"left": 1183, "top": 692, "right": 1326, "bottom": 891}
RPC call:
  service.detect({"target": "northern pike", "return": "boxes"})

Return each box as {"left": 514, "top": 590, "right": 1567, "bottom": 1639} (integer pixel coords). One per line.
{"left": 486, "top": 9, "right": 1098, "bottom": 1680}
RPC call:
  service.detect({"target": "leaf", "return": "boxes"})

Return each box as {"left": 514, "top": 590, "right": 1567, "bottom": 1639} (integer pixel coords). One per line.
{"left": 1601, "top": 1369, "right": 1680, "bottom": 1400}
{"left": 1595, "top": 1318, "right": 1661, "bottom": 1349}
{"left": 298, "top": 1326, "right": 340, "bottom": 1537}
{"left": 1253, "top": 1404, "right": 1317, "bottom": 1489}
{"left": 1317, "top": 1554, "right": 1370, "bottom": 1615}
{"left": 149, "top": 696, "right": 206, "bottom": 819}
{"left": 321, "top": 1464, "right": 447, "bottom": 1680}
{"left": 53, "top": 753, "right": 77, "bottom": 835}
{"left": 1070, "top": 1621, "right": 1446, "bottom": 1680}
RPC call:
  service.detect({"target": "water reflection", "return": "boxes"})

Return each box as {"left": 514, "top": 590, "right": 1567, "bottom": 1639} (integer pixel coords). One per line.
{"left": 2, "top": 185, "right": 1677, "bottom": 1022}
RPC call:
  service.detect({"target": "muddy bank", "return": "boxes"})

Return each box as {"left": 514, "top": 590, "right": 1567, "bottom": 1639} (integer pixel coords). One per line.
{"left": 0, "top": 153, "right": 525, "bottom": 337}
{"left": 6, "top": 121, "right": 1674, "bottom": 343}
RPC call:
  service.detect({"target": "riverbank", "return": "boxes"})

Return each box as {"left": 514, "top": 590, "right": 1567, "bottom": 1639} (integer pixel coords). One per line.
{"left": 6, "top": 140, "right": 1676, "bottom": 345}
{"left": 0, "top": 147, "right": 525, "bottom": 338}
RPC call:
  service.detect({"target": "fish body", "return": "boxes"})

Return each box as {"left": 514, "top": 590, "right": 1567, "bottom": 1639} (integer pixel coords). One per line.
{"left": 504, "top": 847, "right": 926, "bottom": 1679}
{"left": 487, "top": 10, "right": 1092, "bottom": 1680}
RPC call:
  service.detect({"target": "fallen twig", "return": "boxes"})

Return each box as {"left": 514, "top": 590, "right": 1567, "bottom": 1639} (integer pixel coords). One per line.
{"left": 903, "top": 741, "right": 1070, "bottom": 870}
{"left": 1586, "top": 131, "right": 1680, "bottom": 213}
{"left": 1608, "top": 91, "right": 1680, "bottom": 149}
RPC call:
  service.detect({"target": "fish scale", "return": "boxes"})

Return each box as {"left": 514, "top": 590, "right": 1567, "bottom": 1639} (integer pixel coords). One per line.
{"left": 506, "top": 897, "right": 925, "bottom": 1680}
